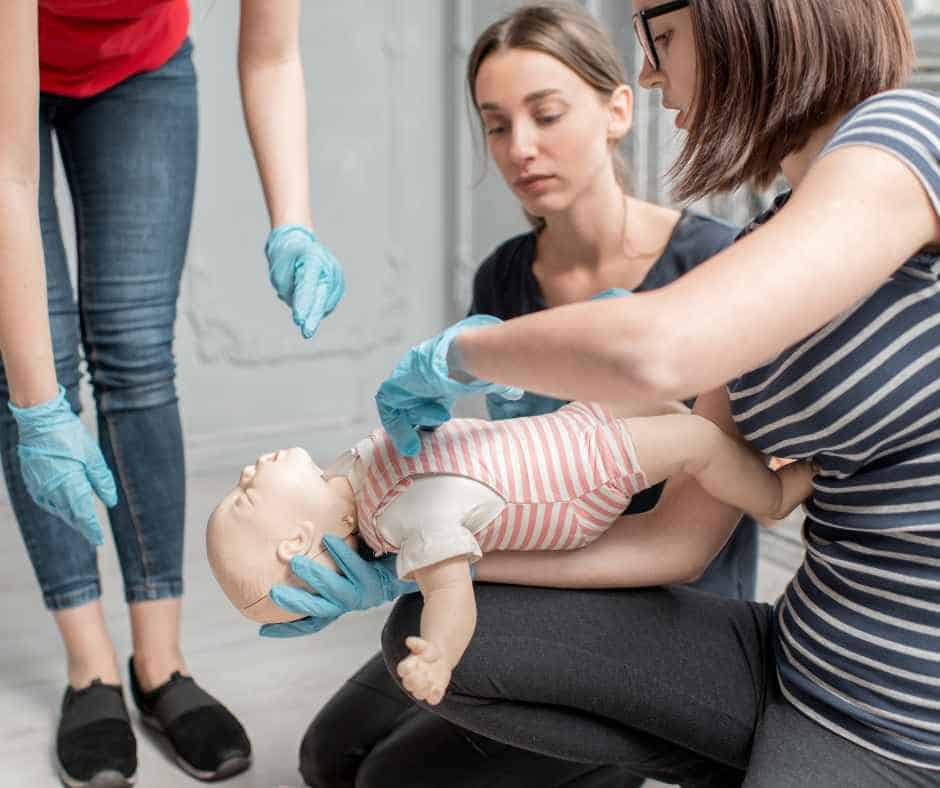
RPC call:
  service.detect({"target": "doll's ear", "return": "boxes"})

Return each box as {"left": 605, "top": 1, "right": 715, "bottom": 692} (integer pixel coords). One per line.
{"left": 275, "top": 520, "right": 318, "bottom": 564}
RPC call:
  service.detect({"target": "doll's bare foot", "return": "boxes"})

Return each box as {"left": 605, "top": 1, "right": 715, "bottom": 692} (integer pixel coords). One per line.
{"left": 397, "top": 636, "right": 452, "bottom": 705}
{"left": 767, "top": 459, "right": 816, "bottom": 522}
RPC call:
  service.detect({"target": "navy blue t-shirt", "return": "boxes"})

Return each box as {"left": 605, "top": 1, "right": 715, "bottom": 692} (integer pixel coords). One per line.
{"left": 468, "top": 209, "right": 759, "bottom": 600}
{"left": 730, "top": 89, "right": 940, "bottom": 771}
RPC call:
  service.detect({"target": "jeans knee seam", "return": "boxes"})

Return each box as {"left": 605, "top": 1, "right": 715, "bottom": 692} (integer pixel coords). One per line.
{"left": 101, "top": 411, "right": 157, "bottom": 586}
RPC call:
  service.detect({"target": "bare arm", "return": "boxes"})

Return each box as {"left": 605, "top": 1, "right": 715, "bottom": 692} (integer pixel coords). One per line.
{"left": 413, "top": 557, "right": 477, "bottom": 669}
{"left": 0, "top": 1, "right": 58, "bottom": 408}
{"left": 454, "top": 147, "right": 940, "bottom": 404}
{"left": 474, "top": 389, "right": 744, "bottom": 588}
{"left": 396, "top": 557, "right": 475, "bottom": 705}
{"left": 238, "top": 0, "right": 312, "bottom": 228}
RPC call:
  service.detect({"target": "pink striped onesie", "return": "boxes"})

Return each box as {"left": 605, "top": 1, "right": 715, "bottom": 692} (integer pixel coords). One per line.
{"left": 342, "top": 402, "right": 649, "bottom": 579}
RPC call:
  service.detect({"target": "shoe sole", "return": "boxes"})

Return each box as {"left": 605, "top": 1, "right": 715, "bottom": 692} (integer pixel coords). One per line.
{"left": 57, "top": 759, "right": 136, "bottom": 788}
{"left": 140, "top": 713, "right": 251, "bottom": 782}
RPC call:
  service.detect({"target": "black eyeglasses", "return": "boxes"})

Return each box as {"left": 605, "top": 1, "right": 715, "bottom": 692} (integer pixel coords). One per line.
{"left": 632, "top": 0, "right": 690, "bottom": 72}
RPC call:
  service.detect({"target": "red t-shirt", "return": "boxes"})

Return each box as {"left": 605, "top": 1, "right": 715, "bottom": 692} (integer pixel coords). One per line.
{"left": 39, "top": 0, "right": 190, "bottom": 98}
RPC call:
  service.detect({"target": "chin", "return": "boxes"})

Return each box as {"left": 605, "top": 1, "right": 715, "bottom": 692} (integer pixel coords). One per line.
{"left": 521, "top": 194, "right": 567, "bottom": 218}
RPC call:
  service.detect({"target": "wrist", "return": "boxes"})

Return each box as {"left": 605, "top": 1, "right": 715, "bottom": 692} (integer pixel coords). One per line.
{"left": 270, "top": 223, "right": 316, "bottom": 241}
{"left": 8, "top": 384, "right": 66, "bottom": 418}
{"left": 445, "top": 336, "right": 476, "bottom": 384}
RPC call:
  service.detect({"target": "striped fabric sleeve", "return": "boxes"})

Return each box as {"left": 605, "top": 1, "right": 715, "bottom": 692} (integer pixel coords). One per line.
{"left": 819, "top": 89, "right": 940, "bottom": 218}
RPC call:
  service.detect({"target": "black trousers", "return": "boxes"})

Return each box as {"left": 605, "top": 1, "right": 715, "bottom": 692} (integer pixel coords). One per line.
{"left": 299, "top": 490, "right": 757, "bottom": 788}
{"left": 300, "top": 649, "right": 637, "bottom": 788}
{"left": 376, "top": 584, "right": 934, "bottom": 788}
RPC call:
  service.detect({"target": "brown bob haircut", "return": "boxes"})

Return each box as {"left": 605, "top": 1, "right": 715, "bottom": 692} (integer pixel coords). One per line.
{"left": 674, "top": 0, "right": 914, "bottom": 201}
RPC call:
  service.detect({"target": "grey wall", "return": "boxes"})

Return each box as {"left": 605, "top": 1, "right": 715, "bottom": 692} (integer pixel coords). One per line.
{"left": 45, "top": 1, "right": 940, "bottom": 484}
{"left": 179, "top": 1, "right": 451, "bottom": 472}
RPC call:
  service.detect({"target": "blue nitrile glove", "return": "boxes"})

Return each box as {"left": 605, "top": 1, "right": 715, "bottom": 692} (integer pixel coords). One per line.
{"left": 590, "top": 287, "right": 631, "bottom": 300}
{"left": 265, "top": 224, "right": 346, "bottom": 339}
{"left": 486, "top": 390, "right": 565, "bottom": 421}
{"left": 374, "top": 315, "right": 524, "bottom": 457}
{"left": 260, "top": 534, "right": 418, "bottom": 638}
{"left": 8, "top": 386, "right": 117, "bottom": 546}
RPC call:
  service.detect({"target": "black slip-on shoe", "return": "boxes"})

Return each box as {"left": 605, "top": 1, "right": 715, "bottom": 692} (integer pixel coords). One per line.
{"left": 128, "top": 656, "right": 251, "bottom": 782}
{"left": 56, "top": 679, "right": 137, "bottom": 788}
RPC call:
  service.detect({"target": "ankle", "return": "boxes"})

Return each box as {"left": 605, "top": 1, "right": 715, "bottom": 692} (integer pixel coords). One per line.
{"left": 68, "top": 654, "right": 121, "bottom": 689}
{"left": 131, "top": 651, "right": 188, "bottom": 692}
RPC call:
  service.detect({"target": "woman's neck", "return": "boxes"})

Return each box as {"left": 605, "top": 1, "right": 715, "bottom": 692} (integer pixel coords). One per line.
{"left": 537, "top": 175, "right": 628, "bottom": 272}
{"left": 781, "top": 115, "right": 846, "bottom": 188}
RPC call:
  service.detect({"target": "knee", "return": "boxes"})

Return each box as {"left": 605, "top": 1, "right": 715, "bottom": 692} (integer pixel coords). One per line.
{"left": 87, "top": 342, "right": 178, "bottom": 412}
{"left": 298, "top": 715, "right": 341, "bottom": 788}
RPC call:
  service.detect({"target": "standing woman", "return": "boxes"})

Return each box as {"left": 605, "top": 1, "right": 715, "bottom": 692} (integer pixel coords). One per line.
{"left": 276, "top": 6, "right": 756, "bottom": 786}
{"left": 0, "top": 2, "right": 343, "bottom": 786}
{"left": 375, "top": 0, "right": 940, "bottom": 784}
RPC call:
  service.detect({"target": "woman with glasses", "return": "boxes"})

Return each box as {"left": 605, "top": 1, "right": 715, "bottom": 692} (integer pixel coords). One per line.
{"left": 367, "top": 0, "right": 939, "bottom": 784}
{"left": 283, "top": 4, "right": 763, "bottom": 787}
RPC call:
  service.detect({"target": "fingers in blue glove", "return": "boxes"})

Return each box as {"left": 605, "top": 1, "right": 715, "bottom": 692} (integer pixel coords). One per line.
{"left": 377, "top": 399, "right": 422, "bottom": 458}
{"left": 407, "top": 402, "right": 452, "bottom": 428}
{"left": 284, "top": 552, "right": 360, "bottom": 610}
{"left": 320, "top": 534, "right": 376, "bottom": 590}
{"left": 491, "top": 384, "right": 525, "bottom": 402}
{"left": 292, "top": 281, "right": 330, "bottom": 340}
{"left": 590, "top": 287, "right": 632, "bottom": 300}
{"left": 259, "top": 612, "right": 341, "bottom": 639}
{"left": 269, "top": 583, "right": 346, "bottom": 619}
{"left": 86, "top": 453, "right": 118, "bottom": 508}
{"left": 68, "top": 484, "right": 105, "bottom": 546}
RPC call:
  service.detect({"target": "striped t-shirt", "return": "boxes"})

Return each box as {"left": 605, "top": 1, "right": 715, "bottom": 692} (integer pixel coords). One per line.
{"left": 729, "top": 89, "right": 940, "bottom": 770}
{"left": 351, "top": 402, "right": 648, "bottom": 575}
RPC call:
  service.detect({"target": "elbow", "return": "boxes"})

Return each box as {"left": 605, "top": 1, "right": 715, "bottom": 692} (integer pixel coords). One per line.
{"left": 238, "top": 39, "right": 301, "bottom": 72}
{"left": 607, "top": 313, "right": 686, "bottom": 402}
{"left": 677, "top": 562, "right": 707, "bottom": 585}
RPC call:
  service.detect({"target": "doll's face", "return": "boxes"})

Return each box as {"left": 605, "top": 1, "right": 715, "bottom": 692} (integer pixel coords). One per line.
{"left": 206, "top": 447, "right": 356, "bottom": 623}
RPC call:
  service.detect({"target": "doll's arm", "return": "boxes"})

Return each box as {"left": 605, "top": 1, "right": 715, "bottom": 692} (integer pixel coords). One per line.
{"left": 396, "top": 556, "right": 475, "bottom": 705}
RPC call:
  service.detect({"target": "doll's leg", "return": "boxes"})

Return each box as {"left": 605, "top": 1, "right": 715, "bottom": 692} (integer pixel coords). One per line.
{"left": 625, "top": 414, "right": 813, "bottom": 519}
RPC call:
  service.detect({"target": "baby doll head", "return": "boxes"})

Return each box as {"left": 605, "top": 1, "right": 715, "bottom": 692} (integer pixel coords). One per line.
{"left": 206, "top": 447, "right": 358, "bottom": 624}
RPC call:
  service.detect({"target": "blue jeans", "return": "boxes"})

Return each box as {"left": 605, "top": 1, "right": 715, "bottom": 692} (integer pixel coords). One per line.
{"left": 0, "top": 39, "right": 198, "bottom": 611}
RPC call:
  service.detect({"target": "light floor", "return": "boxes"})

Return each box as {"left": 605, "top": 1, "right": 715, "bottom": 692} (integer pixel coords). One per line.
{"left": 0, "top": 470, "right": 799, "bottom": 788}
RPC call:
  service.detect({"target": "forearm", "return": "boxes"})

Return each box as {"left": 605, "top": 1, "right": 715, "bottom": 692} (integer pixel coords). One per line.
{"left": 238, "top": 0, "right": 312, "bottom": 228}
{"left": 0, "top": 1, "right": 57, "bottom": 407}
{"left": 453, "top": 148, "right": 940, "bottom": 405}
{"left": 0, "top": 184, "right": 56, "bottom": 406}
{"left": 455, "top": 297, "right": 675, "bottom": 404}
{"left": 415, "top": 560, "right": 477, "bottom": 669}
{"left": 475, "top": 478, "right": 740, "bottom": 589}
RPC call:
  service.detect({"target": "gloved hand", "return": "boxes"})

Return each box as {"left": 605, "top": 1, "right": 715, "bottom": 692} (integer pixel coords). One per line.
{"left": 260, "top": 534, "right": 418, "bottom": 638}
{"left": 375, "top": 315, "right": 524, "bottom": 457}
{"left": 265, "top": 224, "right": 345, "bottom": 339}
{"left": 8, "top": 386, "right": 117, "bottom": 546}
{"left": 486, "top": 390, "right": 566, "bottom": 421}
{"left": 590, "top": 287, "right": 632, "bottom": 300}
